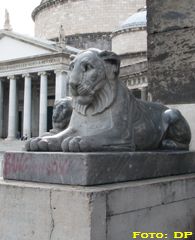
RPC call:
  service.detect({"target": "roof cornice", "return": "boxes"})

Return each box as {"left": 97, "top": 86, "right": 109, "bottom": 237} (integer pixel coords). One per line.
{"left": 111, "top": 26, "right": 146, "bottom": 38}
{"left": 0, "top": 30, "right": 57, "bottom": 52}
{"left": 32, "top": 0, "right": 68, "bottom": 21}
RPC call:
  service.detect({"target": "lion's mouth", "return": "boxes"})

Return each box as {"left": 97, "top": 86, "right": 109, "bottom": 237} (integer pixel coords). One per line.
{"left": 71, "top": 84, "right": 95, "bottom": 97}
{"left": 77, "top": 85, "right": 94, "bottom": 96}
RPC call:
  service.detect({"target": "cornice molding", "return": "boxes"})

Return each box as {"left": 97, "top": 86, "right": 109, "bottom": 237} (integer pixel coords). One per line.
{"left": 111, "top": 26, "right": 146, "bottom": 38}
{"left": 0, "top": 53, "right": 70, "bottom": 77}
{"left": 32, "top": 0, "right": 70, "bottom": 20}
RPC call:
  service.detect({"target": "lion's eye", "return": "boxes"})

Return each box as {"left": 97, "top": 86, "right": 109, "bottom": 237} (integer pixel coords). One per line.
{"left": 69, "top": 63, "right": 74, "bottom": 71}
{"left": 83, "top": 63, "right": 93, "bottom": 72}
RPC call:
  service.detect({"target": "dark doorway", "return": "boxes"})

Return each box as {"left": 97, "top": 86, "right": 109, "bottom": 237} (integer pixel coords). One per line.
{"left": 47, "top": 106, "right": 53, "bottom": 131}
{"left": 132, "top": 89, "right": 141, "bottom": 99}
{"left": 18, "top": 111, "right": 22, "bottom": 138}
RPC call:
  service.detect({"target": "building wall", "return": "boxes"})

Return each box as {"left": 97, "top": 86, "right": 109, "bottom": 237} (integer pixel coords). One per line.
{"left": 120, "top": 54, "right": 147, "bottom": 68}
{"left": 147, "top": 0, "right": 195, "bottom": 104}
{"left": 112, "top": 29, "right": 147, "bottom": 55}
{"left": 65, "top": 32, "right": 112, "bottom": 51}
{"left": 34, "top": 0, "right": 146, "bottom": 40}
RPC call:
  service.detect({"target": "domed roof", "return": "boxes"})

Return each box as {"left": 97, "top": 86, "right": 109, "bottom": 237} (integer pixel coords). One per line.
{"left": 41, "top": 0, "right": 53, "bottom": 4}
{"left": 120, "top": 7, "right": 146, "bottom": 30}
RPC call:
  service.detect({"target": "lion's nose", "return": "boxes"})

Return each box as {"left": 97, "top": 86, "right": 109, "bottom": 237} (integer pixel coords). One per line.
{"left": 70, "top": 82, "right": 78, "bottom": 96}
{"left": 70, "top": 82, "right": 78, "bottom": 90}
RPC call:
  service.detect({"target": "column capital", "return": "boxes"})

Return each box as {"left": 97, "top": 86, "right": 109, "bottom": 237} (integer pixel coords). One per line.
{"left": 38, "top": 71, "right": 48, "bottom": 77}
{"left": 54, "top": 69, "right": 67, "bottom": 75}
{"left": 7, "top": 75, "right": 16, "bottom": 80}
{"left": 22, "top": 73, "right": 32, "bottom": 78}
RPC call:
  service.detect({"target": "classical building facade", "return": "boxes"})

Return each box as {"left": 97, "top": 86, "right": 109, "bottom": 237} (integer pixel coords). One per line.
{"left": 0, "top": 1, "right": 147, "bottom": 139}
{"left": 0, "top": 30, "right": 78, "bottom": 139}
{"left": 112, "top": 7, "right": 148, "bottom": 100}
{"left": 32, "top": 0, "right": 146, "bottom": 50}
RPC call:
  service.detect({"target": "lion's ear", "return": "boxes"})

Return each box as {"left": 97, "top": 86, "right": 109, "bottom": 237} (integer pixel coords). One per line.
{"left": 99, "top": 51, "right": 120, "bottom": 75}
{"left": 70, "top": 54, "right": 76, "bottom": 61}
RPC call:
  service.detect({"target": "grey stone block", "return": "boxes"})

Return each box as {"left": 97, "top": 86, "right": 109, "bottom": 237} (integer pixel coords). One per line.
{"left": 148, "top": 27, "right": 195, "bottom": 104}
{"left": 147, "top": 0, "right": 195, "bottom": 105}
{"left": 0, "top": 174, "right": 195, "bottom": 240}
{"left": 147, "top": 0, "right": 195, "bottom": 34}
{"left": 108, "top": 198, "right": 195, "bottom": 240}
{"left": 3, "top": 151, "right": 195, "bottom": 186}
{"left": 0, "top": 180, "right": 106, "bottom": 240}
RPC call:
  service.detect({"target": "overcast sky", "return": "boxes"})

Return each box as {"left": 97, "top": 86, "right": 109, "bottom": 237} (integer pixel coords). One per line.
{"left": 0, "top": 0, "right": 41, "bottom": 36}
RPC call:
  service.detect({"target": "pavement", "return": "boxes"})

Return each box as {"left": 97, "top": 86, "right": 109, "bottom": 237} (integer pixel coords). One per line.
{"left": 0, "top": 139, "right": 25, "bottom": 152}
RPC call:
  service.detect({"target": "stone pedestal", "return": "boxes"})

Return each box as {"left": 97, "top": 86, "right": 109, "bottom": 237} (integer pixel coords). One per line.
{"left": 3, "top": 151, "right": 195, "bottom": 186}
{"left": 0, "top": 174, "right": 195, "bottom": 240}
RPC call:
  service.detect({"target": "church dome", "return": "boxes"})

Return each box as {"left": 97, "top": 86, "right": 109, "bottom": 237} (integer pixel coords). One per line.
{"left": 120, "top": 7, "right": 146, "bottom": 30}
{"left": 40, "top": 0, "right": 54, "bottom": 4}
{"left": 111, "top": 7, "right": 147, "bottom": 56}
{"left": 32, "top": 0, "right": 146, "bottom": 41}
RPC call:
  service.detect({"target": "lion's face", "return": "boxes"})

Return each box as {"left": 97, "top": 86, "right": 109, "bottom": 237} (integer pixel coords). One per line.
{"left": 69, "top": 50, "right": 107, "bottom": 105}
{"left": 69, "top": 49, "right": 120, "bottom": 115}
{"left": 52, "top": 98, "right": 72, "bottom": 130}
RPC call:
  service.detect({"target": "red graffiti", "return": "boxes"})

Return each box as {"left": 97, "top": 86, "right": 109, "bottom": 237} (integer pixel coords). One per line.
{"left": 3, "top": 153, "right": 70, "bottom": 179}
{"left": 3, "top": 153, "right": 29, "bottom": 176}
{"left": 46, "top": 159, "right": 69, "bottom": 176}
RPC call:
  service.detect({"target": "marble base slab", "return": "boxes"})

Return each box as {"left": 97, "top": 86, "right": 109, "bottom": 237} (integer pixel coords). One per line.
{"left": 3, "top": 151, "right": 195, "bottom": 186}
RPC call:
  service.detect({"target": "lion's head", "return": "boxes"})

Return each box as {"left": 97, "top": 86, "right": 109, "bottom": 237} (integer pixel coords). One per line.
{"left": 69, "top": 49, "right": 120, "bottom": 115}
{"left": 52, "top": 97, "right": 73, "bottom": 133}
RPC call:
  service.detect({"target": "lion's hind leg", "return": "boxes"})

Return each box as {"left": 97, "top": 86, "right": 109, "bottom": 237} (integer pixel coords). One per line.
{"left": 161, "top": 109, "right": 191, "bottom": 150}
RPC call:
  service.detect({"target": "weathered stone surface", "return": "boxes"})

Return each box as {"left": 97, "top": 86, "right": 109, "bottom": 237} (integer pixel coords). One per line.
{"left": 0, "top": 174, "right": 195, "bottom": 240}
{"left": 33, "top": 0, "right": 146, "bottom": 39}
{"left": 148, "top": 28, "right": 195, "bottom": 104}
{"left": 108, "top": 198, "right": 195, "bottom": 240}
{"left": 168, "top": 104, "right": 195, "bottom": 151}
{"left": 147, "top": 0, "right": 195, "bottom": 104}
{"left": 147, "top": 0, "right": 195, "bottom": 34}
{"left": 3, "top": 151, "right": 195, "bottom": 185}
{"left": 66, "top": 32, "right": 112, "bottom": 51}
{"left": 0, "top": 180, "right": 106, "bottom": 240}
{"left": 148, "top": 28, "right": 195, "bottom": 71}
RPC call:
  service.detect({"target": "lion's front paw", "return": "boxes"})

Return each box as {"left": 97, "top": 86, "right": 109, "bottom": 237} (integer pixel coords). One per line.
{"left": 25, "top": 137, "right": 61, "bottom": 151}
{"left": 61, "top": 136, "right": 82, "bottom": 152}
{"left": 61, "top": 136, "right": 96, "bottom": 152}
{"left": 25, "top": 137, "right": 43, "bottom": 151}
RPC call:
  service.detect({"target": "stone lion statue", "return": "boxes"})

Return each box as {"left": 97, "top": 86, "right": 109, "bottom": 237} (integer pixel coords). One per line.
{"left": 40, "top": 97, "right": 73, "bottom": 137}
{"left": 26, "top": 48, "right": 191, "bottom": 152}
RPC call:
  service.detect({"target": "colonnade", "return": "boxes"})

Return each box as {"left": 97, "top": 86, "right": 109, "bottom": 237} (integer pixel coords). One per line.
{"left": 0, "top": 70, "right": 68, "bottom": 139}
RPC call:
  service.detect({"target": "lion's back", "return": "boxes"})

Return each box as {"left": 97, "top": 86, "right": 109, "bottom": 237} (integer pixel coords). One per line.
{"left": 132, "top": 98, "right": 168, "bottom": 150}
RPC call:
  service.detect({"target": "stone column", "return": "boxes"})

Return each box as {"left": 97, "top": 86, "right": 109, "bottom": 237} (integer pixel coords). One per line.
{"left": 0, "top": 79, "right": 3, "bottom": 138}
{"left": 7, "top": 76, "right": 17, "bottom": 140}
{"left": 38, "top": 72, "right": 48, "bottom": 136}
{"left": 22, "top": 74, "right": 32, "bottom": 139}
{"left": 55, "top": 70, "right": 68, "bottom": 100}
{"left": 141, "top": 87, "right": 147, "bottom": 101}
